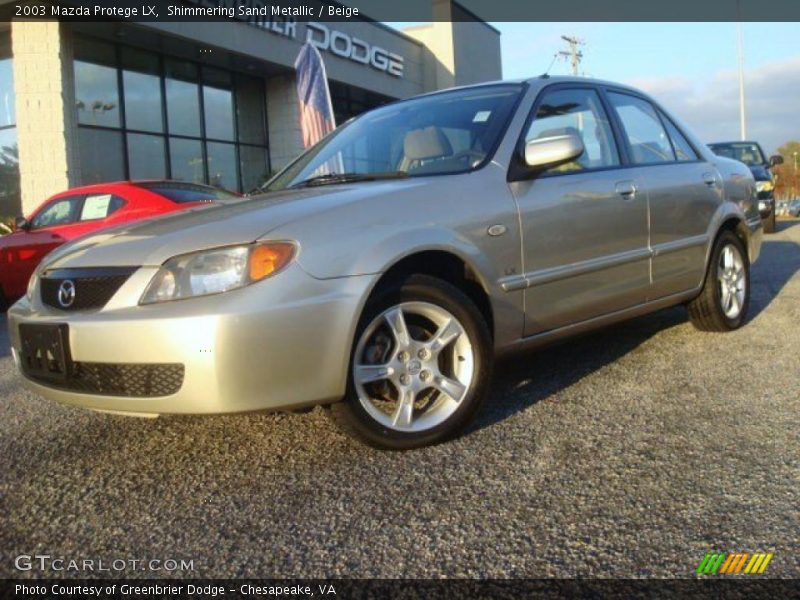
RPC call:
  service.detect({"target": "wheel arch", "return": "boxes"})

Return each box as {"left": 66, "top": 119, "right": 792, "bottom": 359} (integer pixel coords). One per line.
{"left": 711, "top": 216, "right": 754, "bottom": 268}
{"left": 360, "top": 249, "right": 495, "bottom": 341}
{"left": 704, "top": 197, "right": 758, "bottom": 272}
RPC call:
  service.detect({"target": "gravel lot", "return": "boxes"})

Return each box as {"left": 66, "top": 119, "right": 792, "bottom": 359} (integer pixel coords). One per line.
{"left": 1, "top": 220, "right": 798, "bottom": 579}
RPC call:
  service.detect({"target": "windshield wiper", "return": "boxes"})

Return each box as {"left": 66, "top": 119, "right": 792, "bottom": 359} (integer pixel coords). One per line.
{"left": 289, "top": 171, "right": 408, "bottom": 189}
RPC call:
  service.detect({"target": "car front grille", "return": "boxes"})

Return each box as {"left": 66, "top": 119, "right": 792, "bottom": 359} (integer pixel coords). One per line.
{"left": 40, "top": 267, "right": 137, "bottom": 311}
{"left": 24, "top": 362, "right": 185, "bottom": 397}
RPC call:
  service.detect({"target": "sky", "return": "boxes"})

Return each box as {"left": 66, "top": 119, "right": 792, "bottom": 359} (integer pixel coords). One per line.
{"left": 391, "top": 22, "right": 800, "bottom": 154}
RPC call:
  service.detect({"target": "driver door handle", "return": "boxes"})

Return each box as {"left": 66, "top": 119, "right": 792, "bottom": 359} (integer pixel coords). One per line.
{"left": 615, "top": 181, "right": 637, "bottom": 199}
{"left": 702, "top": 172, "right": 719, "bottom": 187}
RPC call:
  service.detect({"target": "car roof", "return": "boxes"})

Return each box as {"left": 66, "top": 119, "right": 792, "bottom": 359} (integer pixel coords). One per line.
{"left": 708, "top": 141, "right": 763, "bottom": 146}
{"left": 400, "top": 75, "right": 645, "bottom": 103}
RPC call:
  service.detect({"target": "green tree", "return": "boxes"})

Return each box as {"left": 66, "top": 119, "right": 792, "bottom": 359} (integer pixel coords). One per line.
{"left": 774, "top": 140, "right": 800, "bottom": 200}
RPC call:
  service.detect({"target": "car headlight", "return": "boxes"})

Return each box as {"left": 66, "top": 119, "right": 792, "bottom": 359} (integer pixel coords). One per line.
{"left": 140, "top": 242, "right": 296, "bottom": 304}
{"left": 756, "top": 181, "right": 774, "bottom": 193}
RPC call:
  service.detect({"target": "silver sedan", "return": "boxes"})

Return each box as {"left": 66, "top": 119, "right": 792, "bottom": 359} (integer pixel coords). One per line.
{"left": 8, "top": 76, "right": 762, "bottom": 449}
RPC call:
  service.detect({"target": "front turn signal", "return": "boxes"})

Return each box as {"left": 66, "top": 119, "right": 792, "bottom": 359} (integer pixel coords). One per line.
{"left": 249, "top": 242, "right": 296, "bottom": 282}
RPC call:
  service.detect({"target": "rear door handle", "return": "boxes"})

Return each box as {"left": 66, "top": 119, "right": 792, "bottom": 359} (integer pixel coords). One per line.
{"left": 615, "top": 181, "right": 637, "bottom": 199}
{"left": 702, "top": 172, "right": 719, "bottom": 187}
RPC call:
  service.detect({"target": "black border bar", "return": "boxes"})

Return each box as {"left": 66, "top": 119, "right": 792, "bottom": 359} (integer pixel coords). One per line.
{"left": 2, "top": 0, "right": 800, "bottom": 22}
{"left": 4, "top": 579, "right": 799, "bottom": 599}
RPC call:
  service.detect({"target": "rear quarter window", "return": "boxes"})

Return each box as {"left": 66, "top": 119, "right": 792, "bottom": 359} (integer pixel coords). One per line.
{"left": 79, "top": 194, "right": 125, "bottom": 221}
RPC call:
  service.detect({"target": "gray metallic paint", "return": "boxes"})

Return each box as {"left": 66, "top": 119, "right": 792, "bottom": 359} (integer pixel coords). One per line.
{"left": 8, "top": 76, "right": 761, "bottom": 415}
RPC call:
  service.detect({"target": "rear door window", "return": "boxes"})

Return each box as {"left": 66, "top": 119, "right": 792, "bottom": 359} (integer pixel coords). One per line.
{"left": 660, "top": 113, "right": 699, "bottom": 162}
{"left": 607, "top": 92, "right": 676, "bottom": 165}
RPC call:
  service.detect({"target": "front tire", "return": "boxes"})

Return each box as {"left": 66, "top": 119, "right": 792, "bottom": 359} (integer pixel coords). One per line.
{"left": 688, "top": 230, "right": 750, "bottom": 331}
{"left": 330, "top": 275, "right": 492, "bottom": 450}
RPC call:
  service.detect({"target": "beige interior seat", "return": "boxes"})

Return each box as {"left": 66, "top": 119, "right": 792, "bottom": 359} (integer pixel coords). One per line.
{"left": 400, "top": 126, "right": 453, "bottom": 172}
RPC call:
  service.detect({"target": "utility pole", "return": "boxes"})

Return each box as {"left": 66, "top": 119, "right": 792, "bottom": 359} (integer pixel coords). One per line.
{"left": 558, "top": 35, "right": 585, "bottom": 76}
{"left": 736, "top": 1, "right": 747, "bottom": 140}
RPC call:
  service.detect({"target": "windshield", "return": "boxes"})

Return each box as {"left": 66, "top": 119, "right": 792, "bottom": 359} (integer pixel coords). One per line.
{"left": 708, "top": 142, "right": 766, "bottom": 166}
{"left": 137, "top": 182, "right": 240, "bottom": 203}
{"left": 264, "top": 84, "right": 523, "bottom": 191}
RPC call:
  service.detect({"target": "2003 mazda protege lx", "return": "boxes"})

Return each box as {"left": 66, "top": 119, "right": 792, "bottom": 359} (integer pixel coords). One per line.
{"left": 9, "top": 77, "right": 761, "bottom": 449}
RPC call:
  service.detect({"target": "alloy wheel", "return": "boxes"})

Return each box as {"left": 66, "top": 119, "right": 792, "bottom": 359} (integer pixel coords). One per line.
{"left": 353, "top": 301, "right": 475, "bottom": 432}
{"left": 717, "top": 243, "right": 746, "bottom": 319}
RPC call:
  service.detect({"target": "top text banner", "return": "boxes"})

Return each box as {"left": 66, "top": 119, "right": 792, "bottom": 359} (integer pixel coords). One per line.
{"left": 2, "top": 0, "right": 800, "bottom": 22}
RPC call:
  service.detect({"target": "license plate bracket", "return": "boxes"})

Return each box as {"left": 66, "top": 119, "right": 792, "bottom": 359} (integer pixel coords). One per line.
{"left": 18, "top": 323, "right": 71, "bottom": 381}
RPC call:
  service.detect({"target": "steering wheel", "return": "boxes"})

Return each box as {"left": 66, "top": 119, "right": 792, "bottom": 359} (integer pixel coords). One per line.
{"left": 451, "top": 150, "right": 486, "bottom": 167}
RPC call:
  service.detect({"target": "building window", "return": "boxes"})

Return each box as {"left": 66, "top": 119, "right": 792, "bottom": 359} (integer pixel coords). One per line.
{"left": 74, "top": 39, "right": 121, "bottom": 129}
{"left": 121, "top": 47, "right": 163, "bottom": 134}
{"left": 127, "top": 133, "right": 167, "bottom": 179}
{"left": 78, "top": 128, "right": 125, "bottom": 183}
{"left": 0, "top": 32, "right": 19, "bottom": 219}
{"left": 206, "top": 141, "right": 237, "bottom": 190}
{"left": 73, "top": 36, "right": 270, "bottom": 192}
{"left": 202, "top": 68, "right": 235, "bottom": 142}
{"left": 165, "top": 61, "right": 202, "bottom": 137}
{"left": 329, "top": 81, "right": 392, "bottom": 125}
{"left": 169, "top": 137, "right": 204, "bottom": 184}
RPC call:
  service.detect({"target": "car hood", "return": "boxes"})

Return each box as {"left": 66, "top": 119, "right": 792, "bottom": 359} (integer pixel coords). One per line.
{"left": 40, "top": 179, "right": 428, "bottom": 270}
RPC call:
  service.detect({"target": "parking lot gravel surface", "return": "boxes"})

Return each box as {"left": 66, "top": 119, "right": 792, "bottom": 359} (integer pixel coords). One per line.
{"left": 1, "top": 220, "right": 798, "bottom": 579}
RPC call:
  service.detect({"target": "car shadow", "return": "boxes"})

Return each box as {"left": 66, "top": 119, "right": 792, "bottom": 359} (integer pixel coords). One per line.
{"left": 748, "top": 237, "right": 800, "bottom": 320}
{"left": 0, "top": 315, "right": 8, "bottom": 358}
{"left": 472, "top": 305, "right": 688, "bottom": 433}
{"left": 473, "top": 232, "right": 799, "bottom": 433}
{"left": 776, "top": 217, "right": 800, "bottom": 232}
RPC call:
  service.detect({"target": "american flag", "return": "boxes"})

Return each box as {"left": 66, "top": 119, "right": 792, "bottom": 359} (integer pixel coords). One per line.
{"left": 295, "top": 43, "right": 336, "bottom": 148}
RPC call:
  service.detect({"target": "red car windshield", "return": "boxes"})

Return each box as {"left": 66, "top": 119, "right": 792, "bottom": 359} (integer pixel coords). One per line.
{"left": 136, "top": 182, "right": 239, "bottom": 204}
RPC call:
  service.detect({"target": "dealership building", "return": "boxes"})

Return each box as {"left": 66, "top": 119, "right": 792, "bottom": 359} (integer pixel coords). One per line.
{"left": 0, "top": 0, "right": 501, "bottom": 217}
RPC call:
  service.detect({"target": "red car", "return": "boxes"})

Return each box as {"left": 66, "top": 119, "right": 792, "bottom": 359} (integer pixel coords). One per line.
{"left": 0, "top": 181, "right": 238, "bottom": 309}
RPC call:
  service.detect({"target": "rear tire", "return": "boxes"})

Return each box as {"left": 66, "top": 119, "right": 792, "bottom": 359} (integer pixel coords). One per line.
{"left": 688, "top": 230, "right": 750, "bottom": 332}
{"left": 330, "top": 274, "right": 492, "bottom": 450}
{"left": 764, "top": 210, "right": 776, "bottom": 234}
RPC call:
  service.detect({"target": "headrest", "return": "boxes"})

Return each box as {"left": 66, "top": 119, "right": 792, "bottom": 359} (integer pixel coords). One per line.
{"left": 404, "top": 126, "right": 453, "bottom": 160}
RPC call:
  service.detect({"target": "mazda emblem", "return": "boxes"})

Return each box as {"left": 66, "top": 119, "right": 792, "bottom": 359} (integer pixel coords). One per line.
{"left": 57, "top": 280, "right": 76, "bottom": 308}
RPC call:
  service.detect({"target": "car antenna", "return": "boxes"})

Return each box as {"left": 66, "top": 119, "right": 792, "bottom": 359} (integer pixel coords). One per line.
{"left": 540, "top": 53, "right": 558, "bottom": 78}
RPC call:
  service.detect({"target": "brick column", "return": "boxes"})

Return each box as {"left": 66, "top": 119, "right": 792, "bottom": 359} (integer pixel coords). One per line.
{"left": 266, "top": 74, "right": 303, "bottom": 173}
{"left": 12, "top": 21, "right": 79, "bottom": 215}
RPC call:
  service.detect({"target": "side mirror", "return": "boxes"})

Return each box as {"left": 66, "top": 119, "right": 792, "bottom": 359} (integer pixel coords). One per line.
{"left": 14, "top": 216, "right": 30, "bottom": 231}
{"left": 769, "top": 154, "right": 784, "bottom": 167}
{"left": 524, "top": 133, "right": 585, "bottom": 170}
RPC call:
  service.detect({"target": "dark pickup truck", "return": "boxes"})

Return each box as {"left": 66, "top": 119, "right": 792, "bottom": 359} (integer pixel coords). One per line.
{"left": 709, "top": 141, "right": 784, "bottom": 233}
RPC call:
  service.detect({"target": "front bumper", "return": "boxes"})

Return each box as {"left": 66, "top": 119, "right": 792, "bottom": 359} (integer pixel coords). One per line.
{"left": 756, "top": 190, "right": 774, "bottom": 217}
{"left": 8, "top": 264, "right": 376, "bottom": 415}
